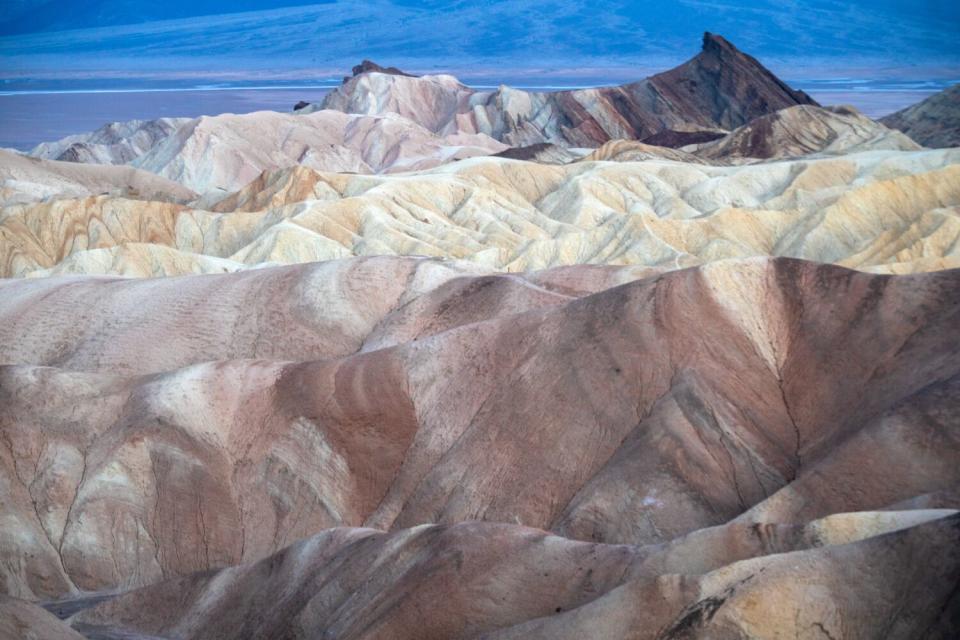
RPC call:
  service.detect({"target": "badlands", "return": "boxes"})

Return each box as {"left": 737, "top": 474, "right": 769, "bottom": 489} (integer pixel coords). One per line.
{"left": 0, "top": 33, "right": 959, "bottom": 640}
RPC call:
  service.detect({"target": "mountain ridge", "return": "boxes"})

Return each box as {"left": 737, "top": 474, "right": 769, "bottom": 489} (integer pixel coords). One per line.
{"left": 881, "top": 83, "right": 960, "bottom": 148}
{"left": 320, "top": 32, "right": 819, "bottom": 147}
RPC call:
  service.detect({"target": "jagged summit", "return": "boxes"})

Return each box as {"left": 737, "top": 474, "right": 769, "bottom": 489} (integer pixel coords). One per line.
{"left": 699, "top": 31, "right": 760, "bottom": 59}
{"left": 320, "top": 33, "right": 819, "bottom": 146}
{"left": 347, "top": 59, "right": 416, "bottom": 80}
{"left": 697, "top": 32, "right": 816, "bottom": 112}
{"left": 646, "top": 32, "right": 818, "bottom": 130}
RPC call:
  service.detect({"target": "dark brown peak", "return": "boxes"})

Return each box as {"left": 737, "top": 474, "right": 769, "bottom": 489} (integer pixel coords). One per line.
{"left": 293, "top": 100, "right": 311, "bottom": 111}
{"left": 701, "top": 32, "right": 737, "bottom": 55}
{"left": 648, "top": 32, "right": 819, "bottom": 131}
{"left": 697, "top": 33, "right": 819, "bottom": 108}
{"left": 350, "top": 60, "right": 416, "bottom": 78}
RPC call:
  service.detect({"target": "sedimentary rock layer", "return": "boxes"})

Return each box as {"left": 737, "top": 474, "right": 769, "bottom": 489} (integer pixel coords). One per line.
{"left": 2, "top": 149, "right": 958, "bottom": 278}
{"left": 129, "top": 110, "right": 507, "bottom": 193}
{"left": 30, "top": 118, "right": 192, "bottom": 166}
{"left": 695, "top": 104, "right": 920, "bottom": 160}
{"left": 0, "top": 149, "right": 196, "bottom": 207}
{"left": 320, "top": 33, "right": 817, "bottom": 147}
{"left": 69, "top": 513, "right": 960, "bottom": 639}
{"left": 881, "top": 83, "right": 960, "bottom": 148}
{"left": 2, "top": 258, "right": 958, "bottom": 611}
{"left": 1, "top": 31, "right": 958, "bottom": 640}
{"left": 0, "top": 595, "right": 85, "bottom": 640}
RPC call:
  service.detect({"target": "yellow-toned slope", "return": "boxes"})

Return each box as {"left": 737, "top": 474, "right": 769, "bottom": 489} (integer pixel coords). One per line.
{"left": 2, "top": 148, "right": 958, "bottom": 278}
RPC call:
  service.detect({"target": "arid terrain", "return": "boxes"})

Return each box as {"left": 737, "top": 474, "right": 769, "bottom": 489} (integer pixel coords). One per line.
{"left": 1, "top": 33, "right": 959, "bottom": 640}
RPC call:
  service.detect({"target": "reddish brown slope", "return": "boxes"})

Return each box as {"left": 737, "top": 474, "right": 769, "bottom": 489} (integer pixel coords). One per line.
{"left": 645, "top": 33, "right": 817, "bottom": 131}
{"left": 881, "top": 83, "right": 960, "bottom": 148}
{"left": 321, "top": 34, "right": 818, "bottom": 147}
{"left": 71, "top": 514, "right": 960, "bottom": 639}
{"left": 2, "top": 258, "right": 958, "bottom": 602}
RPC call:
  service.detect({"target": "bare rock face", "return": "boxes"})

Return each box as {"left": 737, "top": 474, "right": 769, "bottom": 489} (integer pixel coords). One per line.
{"left": 645, "top": 33, "right": 817, "bottom": 132}
{"left": 10, "top": 33, "right": 874, "bottom": 208}
{"left": 350, "top": 59, "right": 416, "bottom": 79}
{"left": 0, "top": 148, "right": 196, "bottom": 207}
{"left": 491, "top": 142, "right": 586, "bottom": 164}
{"left": 30, "top": 118, "right": 191, "bottom": 166}
{"left": 128, "top": 110, "right": 506, "bottom": 193}
{"left": 881, "top": 83, "right": 960, "bottom": 148}
{"left": 3, "top": 147, "right": 959, "bottom": 278}
{"left": 0, "top": 256, "right": 490, "bottom": 374}
{"left": 23, "top": 109, "right": 507, "bottom": 196}
{"left": 2, "top": 258, "right": 959, "bottom": 615}
{"left": 640, "top": 128, "right": 727, "bottom": 148}
{"left": 595, "top": 105, "right": 920, "bottom": 164}
{"left": 527, "top": 104, "right": 917, "bottom": 164}
{"left": 2, "top": 34, "right": 959, "bottom": 640}
{"left": 321, "top": 33, "right": 818, "bottom": 147}
{"left": 581, "top": 139, "right": 705, "bottom": 163}
{"left": 696, "top": 104, "right": 921, "bottom": 160}
{"left": 69, "top": 513, "right": 960, "bottom": 639}
{"left": 0, "top": 595, "right": 86, "bottom": 640}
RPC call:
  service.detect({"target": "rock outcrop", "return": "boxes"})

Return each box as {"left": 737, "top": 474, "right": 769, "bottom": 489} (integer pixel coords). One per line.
{"left": 321, "top": 33, "right": 818, "bottom": 147}
{"left": 580, "top": 139, "right": 705, "bottom": 163}
{"left": 645, "top": 33, "right": 816, "bottom": 132}
{"left": 881, "top": 83, "right": 960, "bottom": 148}
{"left": 0, "top": 595, "right": 86, "bottom": 640}
{"left": 24, "top": 107, "right": 507, "bottom": 196}
{"left": 0, "top": 148, "right": 196, "bottom": 206}
{"left": 0, "top": 257, "right": 958, "bottom": 640}
{"left": 349, "top": 59, "right": 416, "bottom": 79}
{"left": 491, "top": 142, "right": 586, "bottom": 163}
{"left": 69, "top": 514, "right": 960, "bottom": 639}
{"left": 129, "top": 109, "right": 506, "bottom": 193}
{"left": 639, "top": 128, "right": 727, "bottom": 148}
{"left": 696, "top": 104, "right": 921, "bottom": 161}
{"left": 14, "top": 33, "right": 853, "bottom": 201}
{"left": 30, "top": 118, "right": 191, "bottom": 165}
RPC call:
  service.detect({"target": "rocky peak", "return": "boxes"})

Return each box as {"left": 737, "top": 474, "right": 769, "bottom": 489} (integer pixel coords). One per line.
{"left": 347, "top": 60, "right": 416, "bottom": 81}
{"left": 648, "top": 32, "right": 818, "bottom": 130}
{"left": 700, "top": 31, "right": 738, "bottom": 57}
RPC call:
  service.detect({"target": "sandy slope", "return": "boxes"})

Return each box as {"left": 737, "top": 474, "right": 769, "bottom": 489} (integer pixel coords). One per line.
{"left": 0, "top": 149, "right": 196, "bottom": 207}
{"left": 2, "top": 149, "right": 958, "bottom": 278}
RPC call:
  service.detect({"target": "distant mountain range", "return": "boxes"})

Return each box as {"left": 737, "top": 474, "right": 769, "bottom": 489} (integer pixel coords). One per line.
{"left": 2, "top": 1, "right": 958, "bottom": 78}
{"left": 882, "top": 84, "right": 960, "bottom": 148}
